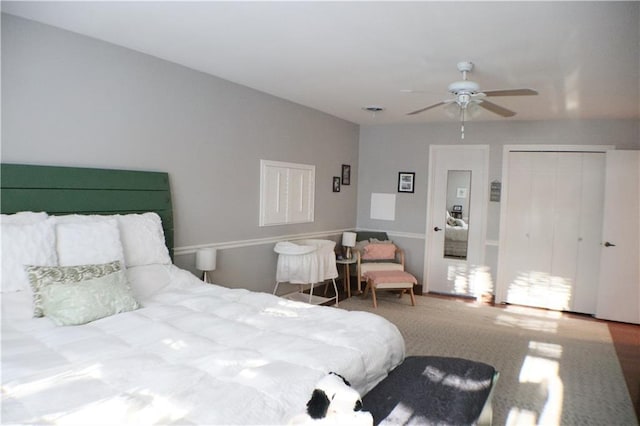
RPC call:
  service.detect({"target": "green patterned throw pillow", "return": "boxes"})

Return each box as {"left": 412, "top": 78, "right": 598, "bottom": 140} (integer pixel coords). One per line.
{"left": 39, "top": 270, "right": 139, "bottom": 326}
{"left": 26, "top": 261, "right": 122, "bottom": 317}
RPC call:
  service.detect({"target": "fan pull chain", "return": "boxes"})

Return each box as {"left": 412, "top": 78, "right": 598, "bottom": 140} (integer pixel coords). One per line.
{"left": 460, "top": 108, "right": 466, "bottom": 140}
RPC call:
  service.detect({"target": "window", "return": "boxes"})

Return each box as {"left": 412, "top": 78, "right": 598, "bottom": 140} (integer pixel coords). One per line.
{"left": 259, "top": 160, "right": 315, "bottom": 226}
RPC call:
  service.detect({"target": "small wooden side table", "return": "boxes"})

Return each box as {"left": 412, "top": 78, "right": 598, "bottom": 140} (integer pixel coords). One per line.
{"left": 336, "top": 257, "right": 357, "bottom": 298}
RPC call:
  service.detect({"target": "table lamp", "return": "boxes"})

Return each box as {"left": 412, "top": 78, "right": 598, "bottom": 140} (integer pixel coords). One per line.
{"left": 342, "top": 232, "right": 357, "bottom": 259}
{"left": 196, "top": 248, "right": 217, "bottom": 283}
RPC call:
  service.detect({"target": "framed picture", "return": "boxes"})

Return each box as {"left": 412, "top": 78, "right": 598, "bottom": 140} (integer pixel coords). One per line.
{"left": 341, "top": 164, "right": 351, "bottom": 185}
{"left": 333, "top": 176, "right": 341, "bottom": 192}
{"left": 398, "top": 172, "right": 415, "bottom": 193}
{"left": 452, "top": 204, "right": 463, "bottom": 212}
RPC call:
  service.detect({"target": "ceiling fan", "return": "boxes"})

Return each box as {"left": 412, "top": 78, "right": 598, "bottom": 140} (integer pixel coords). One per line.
{"left": 406, "top": 61, "right": 538, "bottom": 138}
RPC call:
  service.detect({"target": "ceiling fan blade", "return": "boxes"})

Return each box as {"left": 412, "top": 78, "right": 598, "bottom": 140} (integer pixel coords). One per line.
{"left": 406, "top": 101, "right": 448, "bottom": 116}
{"left": 483, "top": 88, "right": 538, "bottom": 97}
{"left": 479, "top": 100, "right": 516, "bottom": 117}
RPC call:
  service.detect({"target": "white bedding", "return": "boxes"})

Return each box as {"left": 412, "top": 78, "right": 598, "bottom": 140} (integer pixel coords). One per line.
{"left": 445, "top": 222, "right": 468, "bottom": 242}
{"left": 2, "top": 264, "right": 405, "bottom": 425}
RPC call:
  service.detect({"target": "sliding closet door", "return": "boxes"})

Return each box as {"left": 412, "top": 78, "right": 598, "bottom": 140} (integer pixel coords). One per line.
{"left": 498, "top": 151, "right": 605, "bottom": 313}
{"left": 501, "top": 152, "right": 562, "bottom": 310}
{"left": 574, "top": 154, "right": 605, "bottom": 313}
{"left": 500, "top": 153, "right": 535, "bottom": 305}
{"left": 549, "top": 154, "right": 583, "bottom": 309}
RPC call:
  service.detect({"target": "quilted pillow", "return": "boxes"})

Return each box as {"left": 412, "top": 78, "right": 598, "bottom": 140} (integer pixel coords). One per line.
{"left": 116, "top": 213, "right": 171, "bottom": 266}
{"left": 39, "top": 269, "right": 139, "bottom": 326}
{"left": 355, "top": 240, "right": 370, "bottom": 254}
{"left": 26, "top": 261, "right": 122, "bottom": 317}
{"left": 369, "top": 238, "right": 394, "bottom": 244}
{"left": 362, "top": 243, "right": 397, "bottom": 260}
{"left": 0, "top": 211, "right": 48, "bottom": 225}
{"left": 55, "top": 218, "right": 126, "bottom": 267}
{"left": 1, "top": 219, "right": 58, "bottom": 293}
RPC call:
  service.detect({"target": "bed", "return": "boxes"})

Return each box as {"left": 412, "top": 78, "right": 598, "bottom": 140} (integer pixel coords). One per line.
{"left": 1, "top": 164, "right": 405, "bottom": 425}
{"left": 444, "top": 212, "right": 469, "bottom": 258}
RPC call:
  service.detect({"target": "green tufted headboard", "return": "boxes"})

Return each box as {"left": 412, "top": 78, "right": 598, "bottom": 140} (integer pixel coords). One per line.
{"left": 0, "top": 163, "right": 174, "bottom": 258}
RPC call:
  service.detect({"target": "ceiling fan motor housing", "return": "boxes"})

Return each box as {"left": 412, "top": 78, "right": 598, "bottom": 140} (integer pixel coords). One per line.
{"left": 448, "top": 80, "right": 480, "bottom": 95}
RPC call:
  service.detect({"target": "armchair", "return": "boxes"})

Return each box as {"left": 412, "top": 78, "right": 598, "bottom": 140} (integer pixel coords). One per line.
{"left": 354, "top": 231, "right": 405, "bottom": 293}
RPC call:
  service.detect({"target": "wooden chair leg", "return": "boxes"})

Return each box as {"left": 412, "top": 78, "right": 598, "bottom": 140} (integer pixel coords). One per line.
{"left": 409, "top": 287, "right": 416, "bottom": 306}
{"left": 363, "top": 281, "right": 370, "bottom": 297}
{"left": 371, "top": 285, "right": 378, "bottom": 308}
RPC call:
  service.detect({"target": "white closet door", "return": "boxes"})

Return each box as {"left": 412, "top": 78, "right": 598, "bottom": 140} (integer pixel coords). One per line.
{"left": 573, "top": 153, "right": 605, "bottom": 313}
{"left": 501, "top": 152, "right": 554, "bottom": 308}
{"left": 522, "top": 152, "right": 557, "bottom": 309}
{"left": 596, "top": 151, "right": 640, "bottom": 324}
{"left": 500, "top": 152, "right": 531, "bottom": 305}
{"left": 499, "top": 151, "right": 605, "bottom": 313}
{"left": 549, "top": 153, "right": 582, "bottom": 311}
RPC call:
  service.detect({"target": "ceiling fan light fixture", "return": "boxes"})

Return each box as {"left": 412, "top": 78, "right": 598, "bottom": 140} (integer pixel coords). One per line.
{"left": 456, "top": 94, "right": 472, "bottom": 108}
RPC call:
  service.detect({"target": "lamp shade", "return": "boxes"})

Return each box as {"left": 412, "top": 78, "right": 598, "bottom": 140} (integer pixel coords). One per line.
{"left": 342, "top": 232, "right": 357, "bottom": 248}
{"left": 196, "top": 248, "right": 217, "bottom": 271}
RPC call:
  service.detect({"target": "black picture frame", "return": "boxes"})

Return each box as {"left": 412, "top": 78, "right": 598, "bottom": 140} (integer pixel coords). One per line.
{"left": 398, "top": 172, "right": 415, "bottom": 193}
{"left": 452, "top": 204, "right": 463, "bottom": 212}
{"left": 333, "top": 176, "right": 341, "bottom": 192}
{"left": 341, "top": 164, "right": 351, "bottom": 185}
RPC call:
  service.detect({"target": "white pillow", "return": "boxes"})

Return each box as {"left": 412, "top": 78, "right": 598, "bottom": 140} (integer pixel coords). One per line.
{"left": 0, "top": 211, "right": 48, "bottom": 225}
{"left": 1, "top": 219, "right": 58, "bottom": 292}
{"left": 55, "top": 218, "right": 126, "bottom": 267}
{"left": 54, "top": 214, "right": 114, "bottom": 224}
{"left": 116, "top": 213, "right": 171, "bottom": 267}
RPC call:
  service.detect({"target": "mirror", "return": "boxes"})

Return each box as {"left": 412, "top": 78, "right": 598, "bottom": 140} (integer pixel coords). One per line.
{"left": 444, "top": 170, "right": 471, "bottom": 260}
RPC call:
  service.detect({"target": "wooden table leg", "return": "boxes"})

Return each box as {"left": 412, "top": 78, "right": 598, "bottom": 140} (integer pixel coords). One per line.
{"left": 344, "top": 263, "right": 351, "bottom": 299}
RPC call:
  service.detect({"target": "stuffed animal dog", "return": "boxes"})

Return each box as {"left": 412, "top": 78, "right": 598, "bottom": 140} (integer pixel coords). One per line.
{"left": 289, "top": 372, "right": 373, "bottom": 425}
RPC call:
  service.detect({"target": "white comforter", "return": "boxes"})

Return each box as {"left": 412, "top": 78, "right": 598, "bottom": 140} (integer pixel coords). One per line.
{"left": 445, "top": 223, "right": 469, "bottom": 241}
{"left": 1, "top": 265, "right": 405, "bottom": 425}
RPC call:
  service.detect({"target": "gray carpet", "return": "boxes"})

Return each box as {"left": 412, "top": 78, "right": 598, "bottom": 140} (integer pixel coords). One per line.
{"left": 339, "top": 293, "right": 638, "bottom": 426}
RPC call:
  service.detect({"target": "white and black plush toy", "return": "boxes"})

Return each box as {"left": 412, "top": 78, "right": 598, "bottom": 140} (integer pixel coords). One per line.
{"left": 289, "top": 372, "right": 373, "bottom": 426}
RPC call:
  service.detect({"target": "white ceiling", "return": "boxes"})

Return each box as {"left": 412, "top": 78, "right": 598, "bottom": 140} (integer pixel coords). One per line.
{"left": 3, "top": 1, "right": 639, "bottom": 125}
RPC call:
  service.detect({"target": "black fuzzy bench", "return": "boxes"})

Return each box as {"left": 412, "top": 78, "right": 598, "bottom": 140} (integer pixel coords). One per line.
{"left": 362, "top": 356, "right": 498, "bottom": 426}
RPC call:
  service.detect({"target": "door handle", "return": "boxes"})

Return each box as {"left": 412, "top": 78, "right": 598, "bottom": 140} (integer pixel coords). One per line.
{"left": 604, "top": 241, "right": 616, "bottom": 247}
{"left": 434, "top": 226, "right": 442, "bottom": 232}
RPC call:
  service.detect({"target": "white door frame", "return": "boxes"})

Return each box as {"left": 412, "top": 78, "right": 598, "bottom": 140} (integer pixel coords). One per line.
{"left": 495, "top": 144, "right": 614, "bottom": 304}
{"left": 423, "top": 144, "right": 489, "bottom": 295}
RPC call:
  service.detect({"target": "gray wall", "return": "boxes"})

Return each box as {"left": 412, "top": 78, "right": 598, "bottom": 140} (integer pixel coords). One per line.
{"left": 1, "top": 14, "right": 359, "bottom": 293}
{"left": 357, "top": 119, "right": 640, "bottom": 285}
{"left": 4, "top": 13, "right": 639, "bottom": 295}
